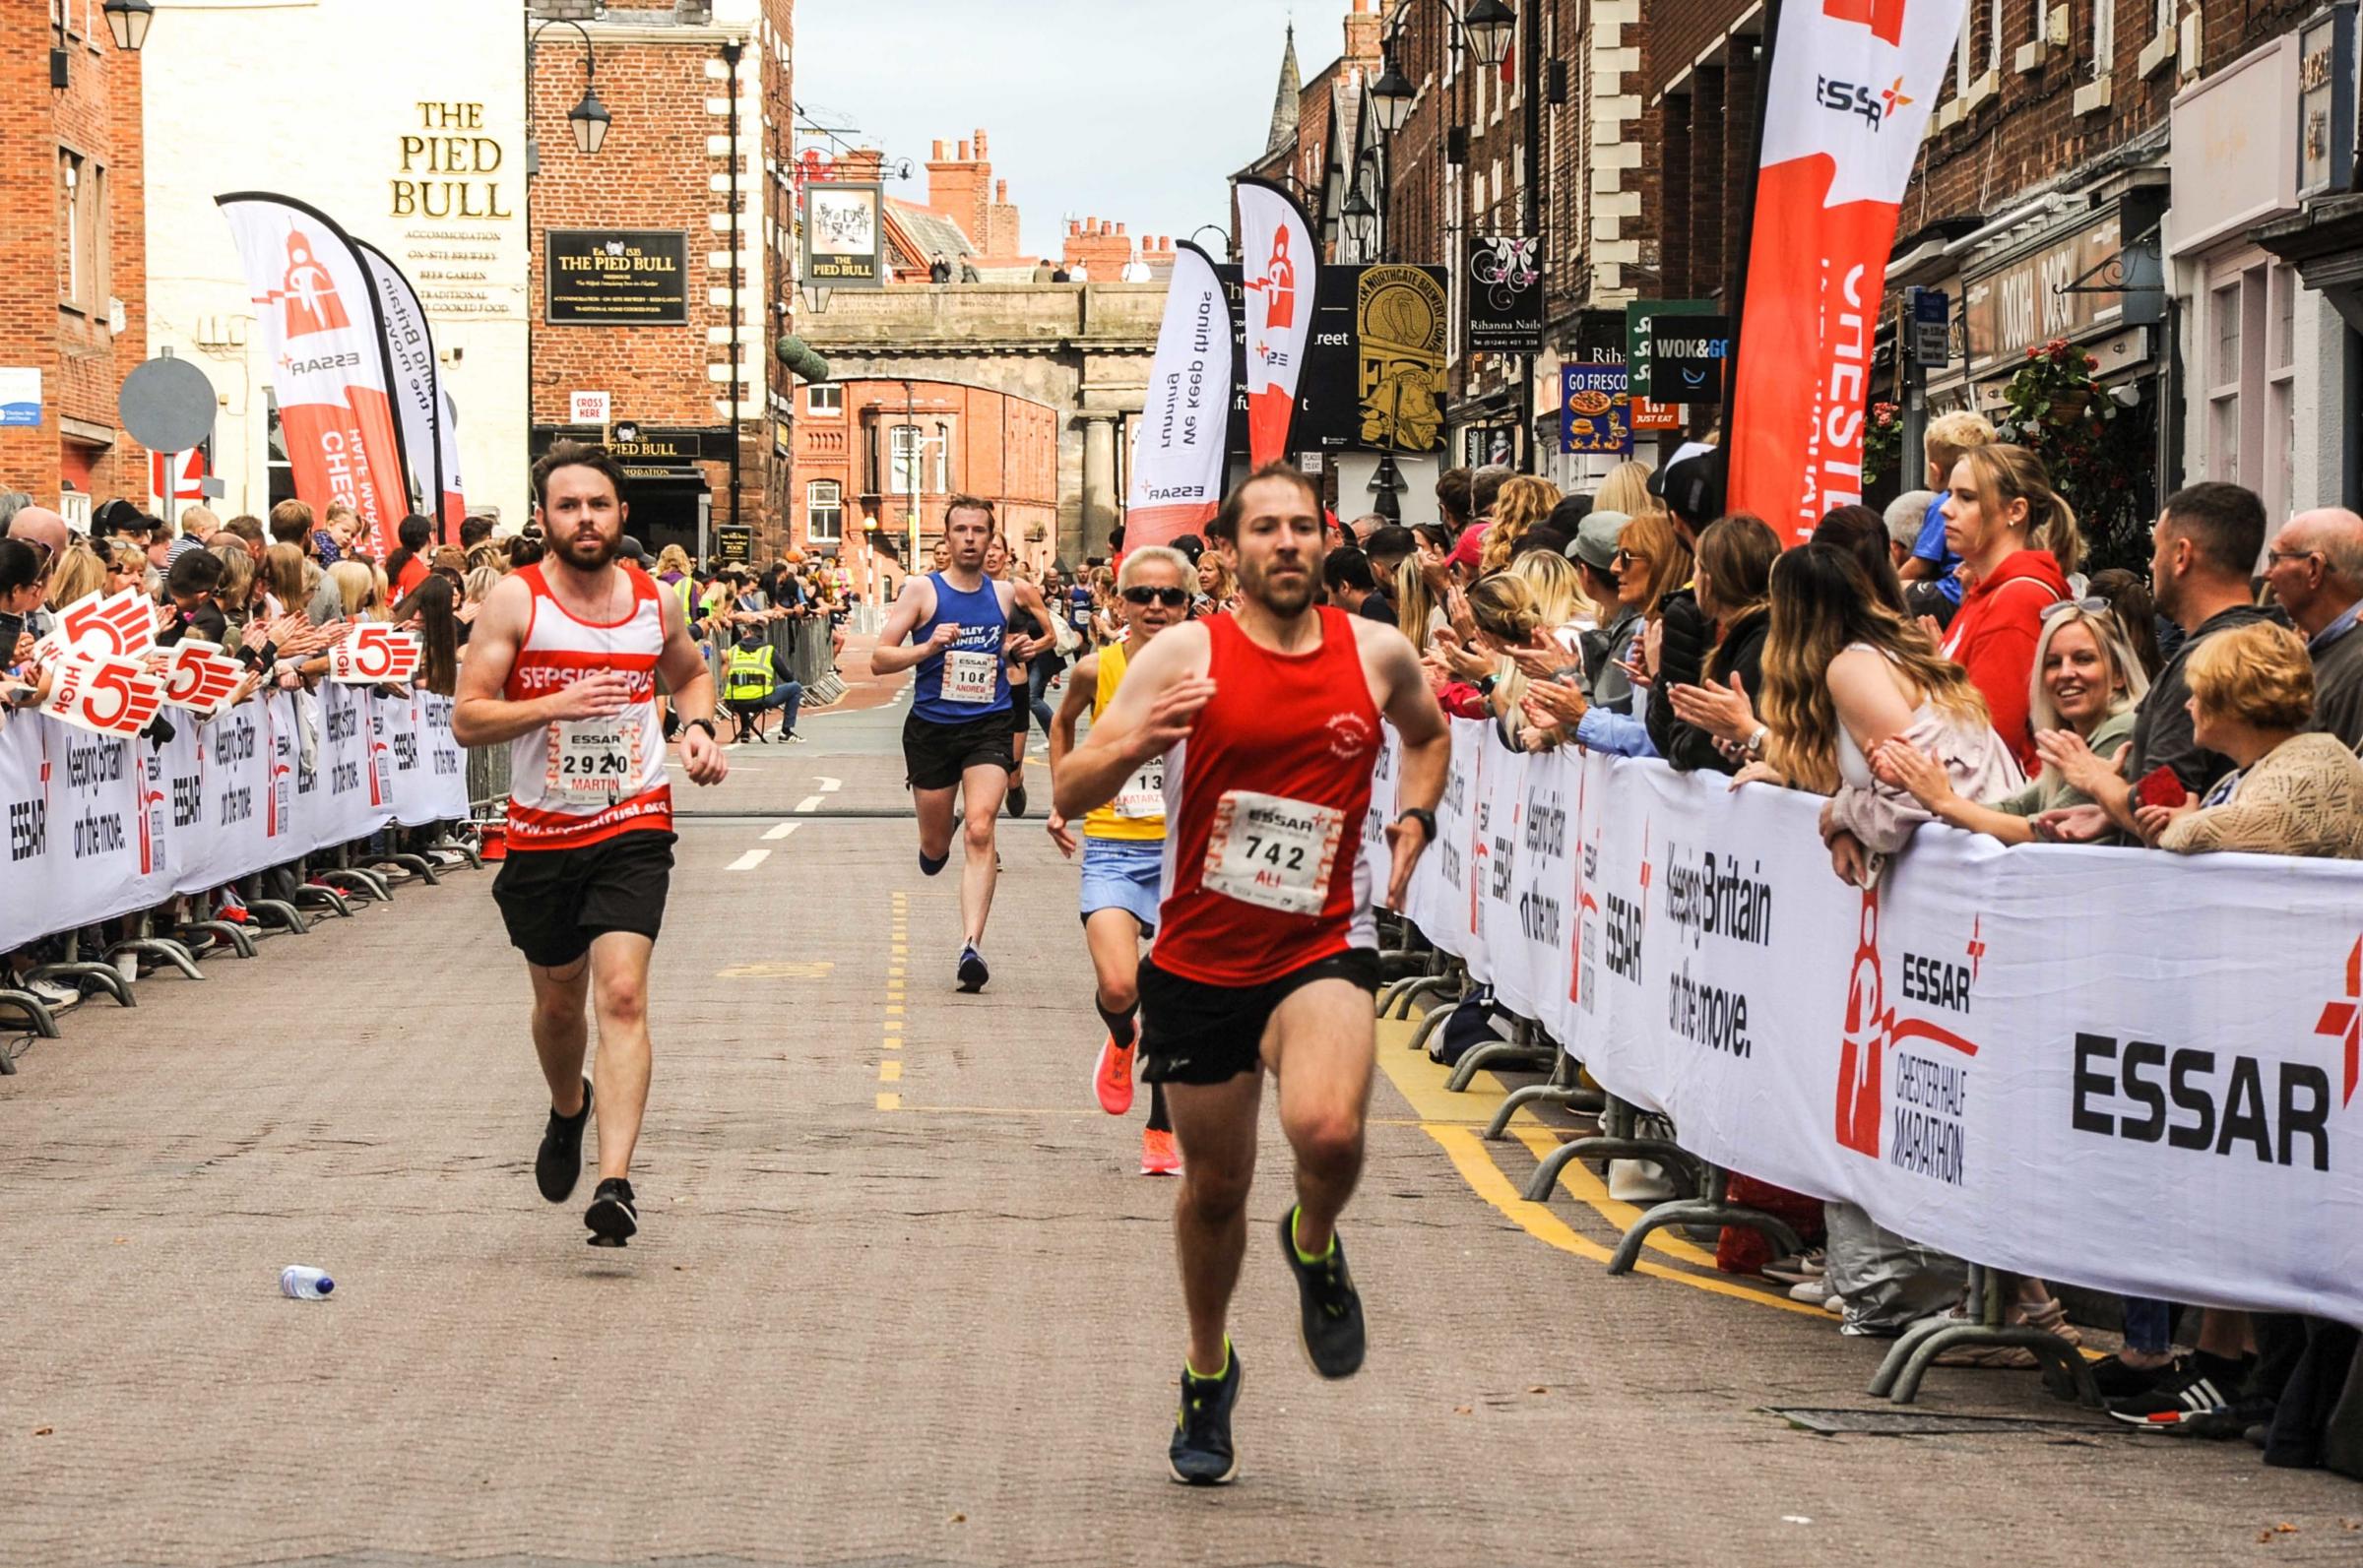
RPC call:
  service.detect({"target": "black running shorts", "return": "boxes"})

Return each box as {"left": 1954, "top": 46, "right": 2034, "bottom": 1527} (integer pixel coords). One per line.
{"left": 1137, "top": 947, "right": 1381, "bottom": 1086}
{"left": 491, "top": 829, "right": 676, "bottom": 969}
{"left": 903, "top": 710, "right": 1017, "bottom": 791}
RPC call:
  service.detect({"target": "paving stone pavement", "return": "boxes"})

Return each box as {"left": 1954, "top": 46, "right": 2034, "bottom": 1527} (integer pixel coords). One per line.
{"left": 4, "top": 698, "right": 2360, "bottom": 1567}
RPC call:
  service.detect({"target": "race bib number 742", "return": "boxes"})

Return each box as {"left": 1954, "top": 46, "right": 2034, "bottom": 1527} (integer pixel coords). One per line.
{"left": 1201, "top": 790, "right": 1344, "bottom": 916}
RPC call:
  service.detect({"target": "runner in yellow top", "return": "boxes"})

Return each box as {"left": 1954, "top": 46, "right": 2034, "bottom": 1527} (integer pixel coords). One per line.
{"left": 1047, "top": 545, "right": 1192, "bottom": 1174}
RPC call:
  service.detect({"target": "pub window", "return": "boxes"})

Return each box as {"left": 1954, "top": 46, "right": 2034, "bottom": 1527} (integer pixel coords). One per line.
{"left": 807, "top": 479, "right": 843, "bottom": 542}
{"left": 806, "top": 384, "right": 842, "bottom": 416}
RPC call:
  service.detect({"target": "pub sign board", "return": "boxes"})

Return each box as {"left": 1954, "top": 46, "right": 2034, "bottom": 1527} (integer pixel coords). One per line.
{"left": 546, "top": 230, "right": 690, "bottom": 325}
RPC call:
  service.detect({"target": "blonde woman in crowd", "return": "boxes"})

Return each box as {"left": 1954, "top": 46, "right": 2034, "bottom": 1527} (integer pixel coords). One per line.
{"left": 103, "top": 542, "right": 147, "bottom": 597}
{"left": 1480, "top": 475, "right": 1563, "bottom": 574}
{"left": 328, "top": 560, "right": 381, "bottom": 621}
{"left": 1508, "top": 546, "right": 1595, "bottom": 637}
{"left": 1593, "top": 459, "right": 1654, "bottom": 521}
{"left": 45, "top": 541, "right": 104, "bottom": 610}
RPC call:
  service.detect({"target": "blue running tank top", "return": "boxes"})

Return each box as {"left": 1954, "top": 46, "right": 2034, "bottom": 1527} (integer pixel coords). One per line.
{"left": 911, "top": 572, "right": 1011, "bottom": 723}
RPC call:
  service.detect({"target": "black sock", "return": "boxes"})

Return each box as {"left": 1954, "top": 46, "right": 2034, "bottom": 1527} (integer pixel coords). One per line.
{"left": 1095, "top": 992, "right": 1137, "bottom": 1048}
{"left": 1147, "top": 1079, "right": 1172, "bottom": 1134}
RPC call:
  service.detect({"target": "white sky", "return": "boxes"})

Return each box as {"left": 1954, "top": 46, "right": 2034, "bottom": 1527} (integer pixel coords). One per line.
{"left": 792, "top": 0, "right": 1313, "bottom": 259}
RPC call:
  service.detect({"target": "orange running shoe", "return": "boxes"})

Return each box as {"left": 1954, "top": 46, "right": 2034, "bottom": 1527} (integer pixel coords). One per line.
{"left": 1094, "top": 1036, "right": 1135, "bottom": 1115}
{"left": 1140, "top": 1127, "right": 1183, "bottom": 1175}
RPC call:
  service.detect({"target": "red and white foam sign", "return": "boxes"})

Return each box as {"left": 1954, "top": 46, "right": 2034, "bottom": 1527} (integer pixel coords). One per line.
{"left": 54, "top": 588, "right": 160, "bottom": 659}
{"left": 41, "top": 651, "right": 167, "bottom": 738}
{"left": 160, "top": 642, "right": 248, "bottom": 716}
{"left": 328, "top": 624, "right": 423, "bottom": 685}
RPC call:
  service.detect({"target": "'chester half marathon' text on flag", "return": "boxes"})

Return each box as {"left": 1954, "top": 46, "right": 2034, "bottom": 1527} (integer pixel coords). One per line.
{"left": 1124, "top": 241, "right": 1233, "bottom": 551}
{"left": 1726, "top": 0, "right": 1967, "bottom": 541}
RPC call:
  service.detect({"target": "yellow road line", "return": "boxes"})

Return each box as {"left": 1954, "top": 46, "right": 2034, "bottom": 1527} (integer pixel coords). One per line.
{"left": 879, "top": 1060, "right": 902, "bottom": 1082}
{"left": 876, "top": 1092, "right": 901, "bottom": 1111}
{"left": 1373, "top": 1021, "right": 1823, "bottom": 1319}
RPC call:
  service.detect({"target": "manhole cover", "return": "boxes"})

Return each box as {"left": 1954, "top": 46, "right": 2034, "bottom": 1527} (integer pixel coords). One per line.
{"left": 1769, "top": 1407, "right": 2087, "bottom": 1436}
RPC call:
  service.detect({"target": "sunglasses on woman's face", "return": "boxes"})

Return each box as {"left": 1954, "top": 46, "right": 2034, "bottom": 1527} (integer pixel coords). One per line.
{"left": 1614, "top": 547, "right": 1650, "bottom": 568}
{"left": 1122, "top": 586, "right": 1189, "bottom": 607}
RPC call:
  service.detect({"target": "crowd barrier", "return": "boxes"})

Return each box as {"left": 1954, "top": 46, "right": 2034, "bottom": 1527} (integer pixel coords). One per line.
{"left": 0, "top": 684, "right": 470, "bottom": 956}
{"left": 1377, "top": 719, "right": 2363, "bottom": 1331}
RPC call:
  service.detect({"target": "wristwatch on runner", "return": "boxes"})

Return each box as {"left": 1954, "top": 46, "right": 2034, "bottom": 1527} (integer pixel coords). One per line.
{"left": 683, "top": 718, "right": 719, "bottom": 741}
{"left": 1394, "top": 807, "right": 1437, "bottom": 844}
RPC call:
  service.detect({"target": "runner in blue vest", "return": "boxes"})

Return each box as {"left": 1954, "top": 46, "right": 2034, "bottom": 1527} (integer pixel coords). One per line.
{"left": 872, "top": 495, "right": 1055, "bottom": 991}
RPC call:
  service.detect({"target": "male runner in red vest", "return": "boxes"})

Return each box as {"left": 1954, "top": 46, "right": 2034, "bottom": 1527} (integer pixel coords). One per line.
{"left": 1054, "top": 463, "right": 1450, "bottom": 1485}
{"left": 454, "top": 442, "right": 730, "bottom": 1246}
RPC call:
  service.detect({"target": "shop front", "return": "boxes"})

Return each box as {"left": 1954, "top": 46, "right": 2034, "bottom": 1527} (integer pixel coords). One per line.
{"left": 528, "top": 423, "right": 728, "bottom": 562}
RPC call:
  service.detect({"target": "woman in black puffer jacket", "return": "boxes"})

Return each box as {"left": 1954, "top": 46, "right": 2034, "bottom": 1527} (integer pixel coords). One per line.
{"left": 1647, "top": 514, "right": 1781, "bottom": 774}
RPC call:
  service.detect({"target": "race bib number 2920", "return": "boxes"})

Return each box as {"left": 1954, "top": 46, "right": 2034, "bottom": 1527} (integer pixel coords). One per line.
{"left": 1201, "top": 790, "right": 1343, "bottom": 916}
{"left": 549, "top": 721, "right": 635, "bottom": 794}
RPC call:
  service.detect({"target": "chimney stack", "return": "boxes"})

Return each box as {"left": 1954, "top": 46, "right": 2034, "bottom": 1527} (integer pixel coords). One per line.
{"left": 995, "top": 178, "right": 1007, "bottom": 203}
{"left": 931, "top": 140, "right": 946, "bottom": 160}
{"left": 957, "top": 140, "right": 971, "bottom": 160}
{"left": 974, "top": 128, "right": 989, "bottom": 157}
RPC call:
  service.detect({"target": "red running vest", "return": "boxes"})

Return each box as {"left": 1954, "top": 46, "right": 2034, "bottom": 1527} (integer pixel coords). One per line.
{"left": 1150, "top": 605, "right": 1383, "bottom": 986}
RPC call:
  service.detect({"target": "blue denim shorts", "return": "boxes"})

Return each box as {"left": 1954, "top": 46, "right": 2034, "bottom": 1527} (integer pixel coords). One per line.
{"left": 1078, "top": 835, "right": 1164, "bottom": 934}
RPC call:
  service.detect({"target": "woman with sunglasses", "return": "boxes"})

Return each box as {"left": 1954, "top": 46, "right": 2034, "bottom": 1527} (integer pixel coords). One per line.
{"left": 1870, "top": 599, "right": 2148, "bottom": 845}
{"left": 1046, "top": 545, "right": 1194, "bottom": 1177}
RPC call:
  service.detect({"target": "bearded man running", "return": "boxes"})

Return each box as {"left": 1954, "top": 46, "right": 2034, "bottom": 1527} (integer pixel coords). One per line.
{"left": 453, "top": 442, "right": 730, "bottom": 1246}
{"left": 1054, "top": 464, "right": 1450, "bottom": 1484}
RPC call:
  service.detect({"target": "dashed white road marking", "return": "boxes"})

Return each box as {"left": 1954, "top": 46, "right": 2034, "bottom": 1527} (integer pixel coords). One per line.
{"left": 794, "top": 794, "right": 825, "bottom": 813}
{"left": 816, "top": 776, "right": 842, "bottom": 792}
{"left": 725, "top": 849, "right": 772, "bottom": 872}
{"left": 762, "top": 821, "right": 800, "bottom": 841}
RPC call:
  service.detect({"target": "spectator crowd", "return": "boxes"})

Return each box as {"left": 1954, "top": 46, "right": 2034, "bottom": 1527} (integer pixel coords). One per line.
{"left": 1306, "top": 423, "right": 2363, "bottom": 1480}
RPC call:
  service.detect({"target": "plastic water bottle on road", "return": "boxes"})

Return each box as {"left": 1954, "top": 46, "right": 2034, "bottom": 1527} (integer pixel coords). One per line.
{"left": 279, "top": 1266, "right": 335, "bottom": 1300}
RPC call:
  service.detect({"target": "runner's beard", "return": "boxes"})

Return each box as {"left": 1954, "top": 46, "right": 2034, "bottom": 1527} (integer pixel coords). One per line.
{"left": 1241, "top": 554, "right": 1315, "bottom": 616}
{"left": 560, "top": 529, "right": 620, "bottom": 571}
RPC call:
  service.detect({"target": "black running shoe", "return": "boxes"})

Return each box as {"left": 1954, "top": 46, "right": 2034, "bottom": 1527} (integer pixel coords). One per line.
{"left": 1006, "top": 778, "right": 1028, "bottom": 817}
{"left": 957, "top": 945, "right": 990, "bottom": 993}
{"left": 1169, "top": 1348, "right": 1243, "bottom": 1486}
{"left": 585, "top": 1176, "right": 638, "bottom": 1247}
{"left": 2088, "top": 1351, "right": 2177, "bottom": 1400}
{"left": 2107, "top": 1352, "right": 2247, "bottom": 1429}
{"left": 1279, "top": 1207, "right": 1366, "bottom": 1378}
{"left": 535, "top": 1079, "right": 593, "bottom": 1203}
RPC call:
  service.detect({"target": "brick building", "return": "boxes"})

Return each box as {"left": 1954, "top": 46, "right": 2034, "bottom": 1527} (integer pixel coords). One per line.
{"left": 527, "top": 0, "right": 796, "bottom": 562}
{"left": 0, "top": 2, "right": 149, "bottom": 527}
{"left": 789, "top": 377, "right": 1059, "bottom": 570}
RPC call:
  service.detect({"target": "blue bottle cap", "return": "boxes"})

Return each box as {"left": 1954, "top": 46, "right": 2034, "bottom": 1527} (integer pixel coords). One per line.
{"left": 314, "top": 1277, "right": 334, "bottom": 1294}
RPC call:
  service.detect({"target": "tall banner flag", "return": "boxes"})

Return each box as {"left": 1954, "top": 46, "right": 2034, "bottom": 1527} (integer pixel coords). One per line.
{"left": 1726, "top": 0, "right": 1966, "bottom": 542}
{"left": 216, "top": 193, "right": 413, "bottom": 559}
{"left": 1123, "top": 241, "right": 1233, "bottom": 550}
{"left": 351, "top": 238, "right": 446, "bottom": 538}
{"left": 436, "top": 388, "right": 468, "bottom": 536}
{"left": 1235, "top": 178, "right": 1317, "bottom": 470}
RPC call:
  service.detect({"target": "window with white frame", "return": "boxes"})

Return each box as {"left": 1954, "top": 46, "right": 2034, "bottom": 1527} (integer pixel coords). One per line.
{"left": 1955, "top": 1, "right": 1972, "bottom": 94}
{"left": 2201, "top": 256, "right": 2303, "bottom": 528}
{"left": 1989, "top": 0, "right": 2004, "bottom": 72}
{"left": 931, "top": 420, "right": 951, "bottom": 493}
{"left": 805, "top": 384, "right": 842, "bottom": 416}
{"left": 2153, "top": 0, "right": 2173, "bottom": 36}
{"left": 2092, "top": 0, "right": 2115, "bottom": 77}
{"left": 888, "top": 423, "right": 924, "bottom": 494}
{"left": 806, "top": 479, "right": 843, "bottom": 541}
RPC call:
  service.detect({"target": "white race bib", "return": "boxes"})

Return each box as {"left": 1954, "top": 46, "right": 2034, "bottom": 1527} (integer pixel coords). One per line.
{"left": 1201, "top": 790, "right": 1343, "bottom": 916}
{"left": 940, "top": 648, "right": 999, "bottom": 706}
{"left": 549, "top": 721, "right": 636, "bottom": 795}
{"left": 1115, "top": 755, "right": 1166, "bottom": 820}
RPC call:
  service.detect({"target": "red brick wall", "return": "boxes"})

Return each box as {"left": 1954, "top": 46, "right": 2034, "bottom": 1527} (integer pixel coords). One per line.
{"left": 1062, "top": 220, "right": 1134, "bottom": 278}
{"left": 789, "top": 378, "right": 1060, "bottom": 561}
{"left": 532, "top": 11, "right": 792, "bottom": 546}
{"left": 0, "top": 7, "right": 148, "bottom": 513}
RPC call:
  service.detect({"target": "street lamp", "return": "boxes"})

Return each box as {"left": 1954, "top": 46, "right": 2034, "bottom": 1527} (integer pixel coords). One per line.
{"left": 1462, "top": 0, "right": 1518, "bottom": 66}
{"left": 1368, "top": 57, "right": 1416, "bottom": 135}
{"left": 101, "top": 0, "right": 154, "bottom": 51}
{"left": 528, "top": 20, "right": 613, "bottom": 159}
{"left": 1340, "top": 183, "right": 1377, "bottom": 259}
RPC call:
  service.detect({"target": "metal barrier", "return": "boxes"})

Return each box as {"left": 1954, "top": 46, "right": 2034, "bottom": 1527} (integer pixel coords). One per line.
{"left": 1371, "top": 899, "right": 2081, "bottom": 1408}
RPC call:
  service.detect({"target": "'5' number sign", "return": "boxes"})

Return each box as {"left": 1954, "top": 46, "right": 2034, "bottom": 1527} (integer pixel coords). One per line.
{"left": 42, "top": 651, "right": 166, "bottom": 738}
{"left": 329, "top": 625, "right": 423, "bottom": 685}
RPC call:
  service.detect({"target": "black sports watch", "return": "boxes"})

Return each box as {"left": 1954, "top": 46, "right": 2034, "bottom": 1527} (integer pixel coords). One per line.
{"left": 684, "top": 718, "right": 719, "bottom": 741}
{"left": 1395, "top": 807, "right": 1437, "bottom": 843}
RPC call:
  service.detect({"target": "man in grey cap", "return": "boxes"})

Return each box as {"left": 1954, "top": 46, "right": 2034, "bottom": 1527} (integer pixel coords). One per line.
{"left": 1565, "top": 510, "right": 1636, "bottom": 711}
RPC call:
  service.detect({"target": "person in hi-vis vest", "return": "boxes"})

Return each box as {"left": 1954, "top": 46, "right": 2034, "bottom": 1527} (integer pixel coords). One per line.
{"left": 723, "top": 623, "right": 803, "bottom": 744}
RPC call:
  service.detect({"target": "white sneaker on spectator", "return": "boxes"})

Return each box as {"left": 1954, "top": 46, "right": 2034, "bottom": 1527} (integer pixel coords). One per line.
{"left": 1607, "top": 1159, "right": 1676, "bottom": 1202}
{"left": 1762, "top": 1248, "right": 1826, "bottom": 1286}
{"left": 1787, "top": 1277, "right": 1835, "bottom": 1307}
{"left": 25, "top": 977, "right": 78, "bottom": 1007}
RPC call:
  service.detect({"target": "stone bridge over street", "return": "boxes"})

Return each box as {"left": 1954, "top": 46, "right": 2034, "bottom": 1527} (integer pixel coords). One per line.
{"left": 798, "top": 281, "right": 1166, "bottom": 564}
